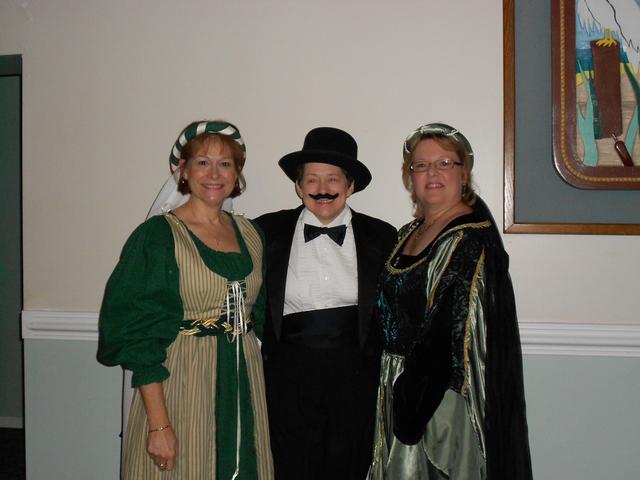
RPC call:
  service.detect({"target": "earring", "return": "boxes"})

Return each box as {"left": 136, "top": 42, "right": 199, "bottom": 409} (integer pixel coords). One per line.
{"left": 179, "top": 177, "right": 188, "bottom": 188}
{"left": 462, "top": 184, "right": 468, "bottom": 196}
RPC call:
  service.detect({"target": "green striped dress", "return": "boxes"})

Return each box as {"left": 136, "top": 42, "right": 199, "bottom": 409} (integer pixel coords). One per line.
{"left": 98, "top": 212, "right": 273, "bottom": 479}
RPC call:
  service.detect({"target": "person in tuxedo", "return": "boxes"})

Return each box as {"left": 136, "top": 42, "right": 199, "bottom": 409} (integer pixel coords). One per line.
{"left": 255, "top": 127, "right": 396, "bottom": 480}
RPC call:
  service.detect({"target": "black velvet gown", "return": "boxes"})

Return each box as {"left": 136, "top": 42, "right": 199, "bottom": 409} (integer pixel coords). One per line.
{"left": 368, "top": 199, "right": 532, "bottom": 480}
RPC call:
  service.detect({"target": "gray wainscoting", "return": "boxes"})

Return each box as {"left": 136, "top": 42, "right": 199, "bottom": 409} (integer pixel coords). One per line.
{"left": 24, "top": 339, "right": 121, "bottom": 480}
{"left": 523, "top": 355, "right": 640, "bottom": 479}
{"left": 22, "top": 311, "right": 640, "bottom": 479}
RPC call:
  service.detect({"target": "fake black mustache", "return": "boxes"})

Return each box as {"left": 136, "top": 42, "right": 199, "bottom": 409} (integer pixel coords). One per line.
{"left": 309, "top": 193, "right": 339, "bottom": 201}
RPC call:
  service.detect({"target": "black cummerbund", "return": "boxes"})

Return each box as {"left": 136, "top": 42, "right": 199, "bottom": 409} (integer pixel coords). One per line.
{"left": 281, "top": 305, "right": 358, "bottom": 349}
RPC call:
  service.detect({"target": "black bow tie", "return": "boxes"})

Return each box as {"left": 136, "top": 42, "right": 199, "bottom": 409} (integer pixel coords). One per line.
{"left": 303, "top": 224, "right": 347, "bottom": 246}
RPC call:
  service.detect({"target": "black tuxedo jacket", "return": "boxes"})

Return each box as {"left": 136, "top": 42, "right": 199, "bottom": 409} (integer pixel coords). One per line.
{"left": 255, "top": 205, "right": 397, "bottom": 356}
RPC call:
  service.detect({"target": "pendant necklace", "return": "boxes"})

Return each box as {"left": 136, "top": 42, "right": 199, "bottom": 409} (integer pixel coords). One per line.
{"left": 414, "top": 203, "right": 459, "bottom": 239}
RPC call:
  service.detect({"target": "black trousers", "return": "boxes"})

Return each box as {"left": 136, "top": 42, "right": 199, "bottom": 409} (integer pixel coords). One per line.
{"left": 264, "top": 343, "right": 379, "bottom": 480}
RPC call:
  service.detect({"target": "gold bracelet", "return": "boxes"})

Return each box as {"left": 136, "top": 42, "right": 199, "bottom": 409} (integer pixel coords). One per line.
{"left": 148, "top": 424, "right": 171, "bottom": 433}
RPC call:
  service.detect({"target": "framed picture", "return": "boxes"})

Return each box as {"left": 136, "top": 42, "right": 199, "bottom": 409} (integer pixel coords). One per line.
{"left": 552, "top": 0, "right": 640, "bottom": 189}
{"left": 503, "top": 0, "right": 640, "bottom": 234}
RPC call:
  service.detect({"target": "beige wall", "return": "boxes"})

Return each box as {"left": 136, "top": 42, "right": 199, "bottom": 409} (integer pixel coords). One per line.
{"left": 1, "top": 0, "right": 637, "bottom": 323}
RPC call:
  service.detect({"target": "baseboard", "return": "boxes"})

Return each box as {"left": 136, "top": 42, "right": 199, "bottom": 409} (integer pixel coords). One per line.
{"left": 0, "top": 416, "right": 24, "bottom": 429}
{"left": 21, "top": 310, "right": 640, "bottom": 357}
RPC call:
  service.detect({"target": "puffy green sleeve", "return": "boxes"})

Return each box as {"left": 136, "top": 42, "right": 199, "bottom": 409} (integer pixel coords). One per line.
{"left": 248, "top": 218, "right": 266, "bottom": 341}
{"left": 97, "top": 215, "right": 183, "bottom": 387}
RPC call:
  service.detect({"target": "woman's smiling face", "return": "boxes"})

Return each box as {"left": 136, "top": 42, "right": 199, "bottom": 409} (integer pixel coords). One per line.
{"left": 410, "top": 139, "right": 466, "bottom": 214}
{"left": 295, "top": 162, "right": 354, "bottom": 224}
{"left": 180, "top": 139, "right": 238, "bottom": 207}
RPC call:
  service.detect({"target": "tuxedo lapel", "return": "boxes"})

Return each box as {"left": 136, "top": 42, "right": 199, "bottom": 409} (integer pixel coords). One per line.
{"left": 265, "top": 206, "right": 302, "bottom": 340}
{"left": 352, "top": 211, "right": 383, "bottom": 349}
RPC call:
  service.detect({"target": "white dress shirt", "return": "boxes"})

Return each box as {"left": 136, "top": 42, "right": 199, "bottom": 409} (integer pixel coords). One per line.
{"left": 283, "top": 206, "right": 358, "bottom": 315}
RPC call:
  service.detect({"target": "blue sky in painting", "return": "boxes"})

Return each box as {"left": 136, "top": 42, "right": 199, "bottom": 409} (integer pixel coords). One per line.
{"left": 575, "top": 5, "right": 629, "bottom": 71}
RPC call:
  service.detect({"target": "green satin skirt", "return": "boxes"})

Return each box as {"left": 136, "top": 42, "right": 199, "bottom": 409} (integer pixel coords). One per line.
{"left": 367, "top": 352, "right": 486, "bottom": 480}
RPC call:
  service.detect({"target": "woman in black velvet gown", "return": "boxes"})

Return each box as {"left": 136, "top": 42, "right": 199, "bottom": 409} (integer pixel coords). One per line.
{"left": 367, "top": 123, "right": 532, "bottom": 480}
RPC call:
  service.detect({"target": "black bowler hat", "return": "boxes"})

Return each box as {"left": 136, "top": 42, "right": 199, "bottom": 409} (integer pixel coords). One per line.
{"left": 278, "top": 127, "right": 372, "bottom": 192}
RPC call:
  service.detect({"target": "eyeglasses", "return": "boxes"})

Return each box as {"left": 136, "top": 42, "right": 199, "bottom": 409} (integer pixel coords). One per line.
{"left": 409, "top": 159, "right": 463, "bottom": 172}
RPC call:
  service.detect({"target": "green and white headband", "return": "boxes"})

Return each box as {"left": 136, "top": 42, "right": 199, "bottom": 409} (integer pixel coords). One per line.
{"left": 403, "top": 122, "right": 474, "bottom": 170}
{"left": 169, "top": 120, "right": 246, "bottom": 168}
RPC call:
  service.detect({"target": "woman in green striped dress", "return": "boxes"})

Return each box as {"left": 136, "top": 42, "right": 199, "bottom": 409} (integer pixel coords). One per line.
{"left": 98, "top": 121, "right": 273, "bottom": 479}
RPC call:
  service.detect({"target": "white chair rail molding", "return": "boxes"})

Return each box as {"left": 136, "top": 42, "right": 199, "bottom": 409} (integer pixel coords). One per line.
{"left": 21, "top": 309, "right": 640, "bottom": 357}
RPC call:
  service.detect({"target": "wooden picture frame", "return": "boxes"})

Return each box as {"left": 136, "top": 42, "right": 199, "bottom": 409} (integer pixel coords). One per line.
{"left": 552, "top": 0, "right": 640, "bottom": 189}
{"left": 503, "top": 0, "right": 640, "bottom": 235}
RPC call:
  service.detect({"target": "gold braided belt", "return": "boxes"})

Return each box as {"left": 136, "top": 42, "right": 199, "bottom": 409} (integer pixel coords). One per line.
{"left": 179, "top": 280, "right": 252, "bottom": 338}
{"left": 179, "top": 315, "right": 254, "bottom": 337}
